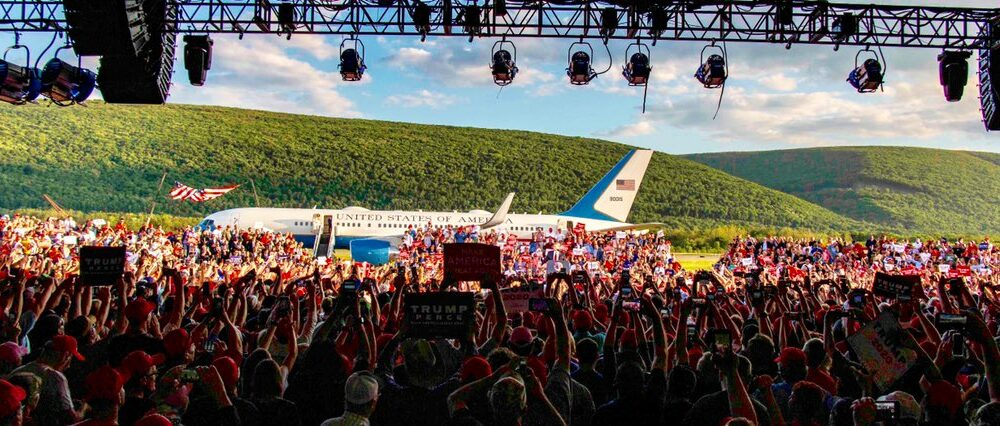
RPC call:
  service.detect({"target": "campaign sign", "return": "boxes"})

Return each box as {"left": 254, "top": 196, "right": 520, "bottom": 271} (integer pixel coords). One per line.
{"left": 847, "top": 312, "right": 921, "bottom": 392}
{"left": 872, "top": 273, "right": 918, "bottom": 299}
{"left": 79, "top": 246, "right": 126, "bottom": 286}
{"left": 444, "top": 243, "right": 500, "bottom": 281}
{"left": 501, "top": 286, "right": 545, "bottom": 313}
{"left": 404, "top": 292, "right": 475, "bottom": 339}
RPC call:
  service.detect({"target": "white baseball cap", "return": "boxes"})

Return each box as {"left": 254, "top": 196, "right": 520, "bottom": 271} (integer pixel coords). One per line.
{"left": 344, "top": 371, "right": 379, "bottom": 405}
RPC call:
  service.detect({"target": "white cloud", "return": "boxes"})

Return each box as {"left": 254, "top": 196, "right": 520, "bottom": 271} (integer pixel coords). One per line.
{"left": 385, "top": 90, "right": 457, "bottom": 109}
{"left": 169, "top": 35, "right": 360, "bottom": 118}
{"left": 599, "top": 120, "right": 656, "bottom": 138}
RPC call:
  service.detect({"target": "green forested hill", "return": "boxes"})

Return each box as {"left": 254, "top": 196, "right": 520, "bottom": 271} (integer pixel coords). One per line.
{"left": 0, "top": 102, "right": 860, "bottom": 234}
{"left": 686, "top": 147, "right": 1000, "bottom": 235}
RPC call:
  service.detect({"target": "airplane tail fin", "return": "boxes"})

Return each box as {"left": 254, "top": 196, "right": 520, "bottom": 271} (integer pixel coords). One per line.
{"left": 561, "top": 149, "right": 653, "bottom": 223}
{"left": 481, "top": 192, "right": 515, "bottom": 229}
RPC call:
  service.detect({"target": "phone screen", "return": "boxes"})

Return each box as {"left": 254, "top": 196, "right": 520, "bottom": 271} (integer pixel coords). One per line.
{"left": 874, "top": 401, "right": 900, "bottom": 421}
{"left": 937, "top": 314, "right": 967, "bottom": 332}
{"left": 622, "top": 301, "right": 641, "bottom": 312}
{"left": 714, "top": 330, "right": 731, "bottom": 353}
{"left": 528, "top": 298, "right": 551, "bottom": 312}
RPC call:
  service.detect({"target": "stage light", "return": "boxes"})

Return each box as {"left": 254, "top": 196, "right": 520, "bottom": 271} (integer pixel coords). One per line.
{"left": 278, "top": 1, "right": 295, "bottom": 39}
{"left": 777, "top": 1, "right": 794, "bottom": 26}
{"left": 0, "top": 41, "right": 41, "bottom": 105}
{"left": 695, "top": 43, "right": 727, "bottom": 89}
{"left": 567, "top": 41, "right": 596, "bottom": 85}
{"left": 600, "top": 7, "right": 618, "bottom": 40}
{"left": 462, "top": 4, "right": 482, "bottom": 42}
{"left": 847, "top": 47, "right": 884, "bottom": 93}
{"left": 339, "top": 38, "right": 366, "bottom": 81}
{"left": 494, "top": 0, "right": 506, "bottom": 17}
{"left": 412, "top": 1, "right": 431, "bottom": 41}
{"left": 491, "top": 39, "right": 517, "bottom": 86}
{"left": 623, "top": 42, "right": 650, "bottom": 86}
{"left": 40, "top": 44, "right": 96, "bottom": 106}
{"left": 832, "top": 12, "right": 857, "bottom": 43}
{"left": 938, "top": 50, "right": 971, "bottom": 102}
{"left": 648, "top": 8, "right": 668, "bottom": 44}
{"left": 183, "top": 35, "right": 213, "bottom": 86}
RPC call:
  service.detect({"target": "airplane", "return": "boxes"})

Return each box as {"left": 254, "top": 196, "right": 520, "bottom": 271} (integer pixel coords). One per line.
{"left": 197, "top": 149, "right": 660, "bottom": 255}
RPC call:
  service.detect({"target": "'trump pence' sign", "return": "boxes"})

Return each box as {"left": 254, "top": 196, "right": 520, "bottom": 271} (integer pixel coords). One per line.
{"left": 872, "top": 273, "right": 919, "bottom": 300}
{"left": 444, "top": 243, "right": 500, "bottom": 281}
{"left": 405, "top": 292, "right": 475, "bottom": 339}
{"left": 846, "top": 312, "right": 920, "bottom": 392}
{"left": 79, "top": 246, "right": 126, "bottom": 286}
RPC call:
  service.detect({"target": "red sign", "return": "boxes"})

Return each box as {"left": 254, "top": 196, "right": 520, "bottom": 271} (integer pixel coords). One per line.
{"left": 574, "top": 222, "right": 586, "bottom": 232}
{"left": 443, "top": 243, "right": 501, "bottom": 281}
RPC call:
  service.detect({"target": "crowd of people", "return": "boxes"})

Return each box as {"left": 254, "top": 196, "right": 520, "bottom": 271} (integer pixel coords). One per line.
{"left": 0, "top": 212, "right": 998, "bottom": 426}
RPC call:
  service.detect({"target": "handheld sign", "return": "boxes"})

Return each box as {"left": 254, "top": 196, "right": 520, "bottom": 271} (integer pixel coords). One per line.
{"left": 404, "top": 292, "right": 475, "bottom": 339}
{"left": 847, "top": 312, "right": 921, "bottom": 392}
{"left": 872, "top": 273, "right": 919, "bottom": 300}
{"left": 501, "top": 286, "right": 545, "bottom": 313}
{"left": 79, "top": 246, "right": 126, "bottom": 286}
{"left": 443, "top": 243, "right": 500, "bottom": 281}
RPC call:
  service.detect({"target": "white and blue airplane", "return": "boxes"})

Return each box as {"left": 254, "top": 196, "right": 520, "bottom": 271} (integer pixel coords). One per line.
{"left": 197, "top": 149, "right": 660, "bottom": 253}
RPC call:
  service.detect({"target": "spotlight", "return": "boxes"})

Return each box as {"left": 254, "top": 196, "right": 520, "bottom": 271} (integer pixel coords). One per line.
{"left": 648, "top": 9, "right": 668, "bottom": 44}
{"left": 0, "top": 43, "right": 41, "bottom": 105}
{"left": 623, "top": 42, "right": 651, "bottom": 86}
{"left": 278, "top": 1, "right": 295, "bottom": 38}
{"left": 491, "top": 39, "right": 517, "bottom": 86}
{"left": 339, "top": 38, "right": 366, "bottom": 81}
{"left": 183, "top": 35, "right": 213, "bottom": 86}
{"left": 40, "top": 45, "right": 96, "bottom": 106}
{"left": 938, "top": 50, "right": 971, "bottom": 102}
{"left": 832, "top": 13, "right": 857, "bottom": 43}
{"left": 848, "top": 48, "right": 884, "bottom": 93}
{"left": 412, "top": 1, "right": 431, "bottom": 42}
{"left": 777, "top": 1, "right": 794, "bottom": 26}
{"left": 695, "top": 43, "right": 727, "bottom": 89}
{"left": 600, "top": 7, "right": 618, "bottom": 40}
{"left": 567, "top": 41, "right": 596, "bottom": 85}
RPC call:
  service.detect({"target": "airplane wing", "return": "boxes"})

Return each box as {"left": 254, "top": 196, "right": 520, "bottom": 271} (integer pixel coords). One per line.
{"left": 597, "top": 222, "right": 668, "bottom": 233}
{"left": 480, "top": 192, "right": 516, "bottom": 230}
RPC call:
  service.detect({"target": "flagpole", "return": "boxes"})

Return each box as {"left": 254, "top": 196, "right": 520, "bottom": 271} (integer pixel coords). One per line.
{"left": 250, "top": 179, "right": 260, "bottom": 207}
{"left": 146, "top": 172, "right": 168, "bottom": 227}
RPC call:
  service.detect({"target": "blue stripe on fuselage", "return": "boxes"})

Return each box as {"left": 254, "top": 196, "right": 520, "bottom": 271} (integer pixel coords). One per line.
{"left": 292, "top": 234, "right": 370, "bottom": 250}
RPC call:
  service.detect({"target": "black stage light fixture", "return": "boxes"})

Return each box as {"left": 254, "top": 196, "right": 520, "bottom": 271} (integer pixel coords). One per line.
{"left": 600, "top": 7, "right": 618, "bottom": 40}
{"left": 938, "top": 50, "right": 971, "bottom": 102}
{"left": 494, "top": 0, "right": 506, "bottom": 17}
{"left": 832, "top": 12, "right": 858, "bottom": 43}
{"left": 278, "top": 1, "right": 296, "bottom": 38}
{"left": 184, "top": 35, "right": 213, "bottom": 86}
{"left": 0, "top": 42, "right": 41, "bottom": 105}
{"left": 40, "top": 46, "right": 97, "bottom": 106}
{"left": 648, "top": 8, "right": 668, "bottom": 44}
{"left": 777, "top": 1, "right": 794, "bottom": 26}
{"left": 463, "top": 4, "right": 482, "bottom": 42}
{"left": 491, "top": 39, "right": 517, "bottom": 86}
{"left": 412, "top": 1, "right": 431, "bottom": 41}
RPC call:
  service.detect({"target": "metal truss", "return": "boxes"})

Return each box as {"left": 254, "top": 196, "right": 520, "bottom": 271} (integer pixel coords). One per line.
{"left": 0, "top": 1, "right": 997, "bottom": 49}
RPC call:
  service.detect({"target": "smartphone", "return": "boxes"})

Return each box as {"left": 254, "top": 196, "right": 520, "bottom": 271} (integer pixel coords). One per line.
{"left": 690, "top": 298, "right": 707, "bottom": 306}
{"left": 203, "top": 335, "right": 218, "bottom": 352}
{"left": 179, "top": 369, "right": 200, "bottom": 382}
{"left": 273, "top": 296, "right": 291, "bottom": 320}
{"left": 660, "top": 309, "right": 671, "bottom": 317}
{"left": 762, "top": 285, "right": 777, "bottom": 298}
{"left": 952, "top": 335, "right": 966, "bottom": 357}
{"left": 713, "top": 330, "right": 732, "bottom": 353}
{"left": 211, "top": 297, "right": 224, "bottom": 318}
{"left": 936, "top": 313, "right": 967, "bottom": 333}
{"left": 687, "top": 325, "right": 698, "bottom": 339}
{"left": 948, "top": 278, "right": 965, "bottom": 295}
{"left": 874, "top": 400, "right": 900, "bottom": 422}
{"left": 706, "top": 293, "right": 716, "bottom": 302}
{"left": 715, "top": 286, "right": 725, "bottom": 296}
{"left": 528, "top": 298, "right": 553, "bottom": 313}
{"left": 572, "top": 270, "right": 586, "bottom": 284}
{"left": 621, "top": 269, "right": 631, "bottom": 285}
{"left": 622, "top": 301, "right": 641, "bottom": 312}
{"left": 849, "top": 291, "right": 866, "bottom": 308}
{"left": 620, "top": 286, "right": 633, "bottom": 298}
{"left": 750, "top": 289, "right": 764, "bottom": 304}
{"left": 342, "top": 279, "right": 359, "bottom": 293}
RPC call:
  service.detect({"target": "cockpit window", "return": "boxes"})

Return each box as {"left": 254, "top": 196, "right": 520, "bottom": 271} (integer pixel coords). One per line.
{"left": 196, "top": 219, "right": 215, "bottom": 230}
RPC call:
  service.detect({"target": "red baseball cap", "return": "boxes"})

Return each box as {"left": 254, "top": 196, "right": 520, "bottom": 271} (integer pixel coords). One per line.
{"left": 122, "top": 350, "right": 165, "bottom": 378}
{"left": 49, "top": 335, "right": 85, "bottom": 361}
{"left": 163, "top": 329, "right": 191, "bottom": 358}
{"left": 775, "top": 347, "right": 807, "bottom": 366}
{"left": 135, "top": 414, "right": 173, "bottom": 426}
{"left": 510, "top": 326, "right": 533, "bottom": 347}
{"left": 0, "top": 342, "right": 28, "bottom": 365}
{"left": 459, "top": 356, "right": 492, "bottom": 383}
{"left": 125, "top": 299, "right": 156, "bottom": 322}
{"left": 212, "top": 356, "right": 240, "bottom": 390}
{"left": 0, "top": 379, "right": 26, "bottom": 417}
{"left": 85, "top": 365, "right": 125, "bottom": 402}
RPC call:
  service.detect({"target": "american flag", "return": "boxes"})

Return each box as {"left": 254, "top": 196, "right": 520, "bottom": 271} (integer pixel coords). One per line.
{"left": 169, "top": 182, "right": 240, "bottom": 202}
{"left": 616, "top": 179, "right": 636, "bottom": 191}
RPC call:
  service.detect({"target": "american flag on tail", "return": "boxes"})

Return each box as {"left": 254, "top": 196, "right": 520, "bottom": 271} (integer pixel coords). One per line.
{"left": 169, "top": 182, "right": 240, "bottom": 202}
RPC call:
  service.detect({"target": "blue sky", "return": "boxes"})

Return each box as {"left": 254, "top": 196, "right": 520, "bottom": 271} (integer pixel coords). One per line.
{"left": 18, "top": 0, "right": 1000, "bottom": 154}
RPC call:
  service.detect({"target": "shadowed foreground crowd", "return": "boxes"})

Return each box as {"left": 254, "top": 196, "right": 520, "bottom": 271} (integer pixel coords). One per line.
{"left": 1, "top": 213, "right": 999, "bottom": 426}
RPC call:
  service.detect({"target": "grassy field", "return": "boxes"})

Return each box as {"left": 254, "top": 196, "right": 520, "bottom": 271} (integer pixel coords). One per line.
{"left": 674, "top": 253, "right": 721, "bottom": 271}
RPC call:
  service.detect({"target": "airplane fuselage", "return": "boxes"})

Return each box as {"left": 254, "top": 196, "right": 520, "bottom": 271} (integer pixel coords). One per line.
{"left": 198, "top": 207, "right": 627, "bottom": 248}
